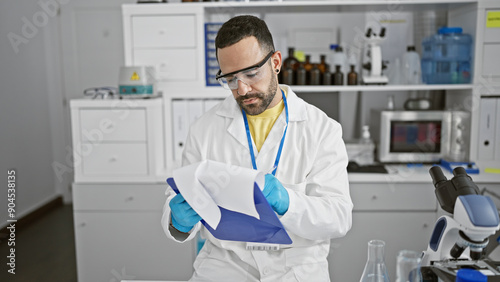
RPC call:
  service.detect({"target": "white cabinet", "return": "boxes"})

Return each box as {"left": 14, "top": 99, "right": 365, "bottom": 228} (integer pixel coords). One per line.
{"left": 123, "top": 5, "right": 204, "bottom": 86}
{"left": 72, "top": 183, "right": 195, "bottom": 282}
{"left": 70, "top": 98, "right": 165, "bottom": 182}
{"left": 328, "top": 183, "right": 437, "bottom": 282}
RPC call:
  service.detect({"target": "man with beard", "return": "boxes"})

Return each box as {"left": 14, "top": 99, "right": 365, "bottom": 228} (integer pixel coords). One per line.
{"left": 162, "top": 15, "right": 353, "bottom": 281}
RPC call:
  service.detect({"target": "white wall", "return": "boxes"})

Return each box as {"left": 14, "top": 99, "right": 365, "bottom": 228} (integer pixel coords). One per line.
{"left": 0, "top": 0, "right": 63, "bottom": 227}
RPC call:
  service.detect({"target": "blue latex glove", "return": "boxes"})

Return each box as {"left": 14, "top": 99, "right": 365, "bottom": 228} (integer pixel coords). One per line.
{"left": 169, "top": 193, "right": 202, "bottom": 233}
{"left": 263, "top": 174, "right": 290, "bottom": 215}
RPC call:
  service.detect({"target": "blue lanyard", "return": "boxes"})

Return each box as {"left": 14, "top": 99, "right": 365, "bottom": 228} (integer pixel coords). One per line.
{"left": 242, "top": 89, "right": 288, "bottom": 176}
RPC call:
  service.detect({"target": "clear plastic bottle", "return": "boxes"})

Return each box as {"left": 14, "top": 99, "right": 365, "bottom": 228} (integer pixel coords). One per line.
{"left": 402, "top": 46, "right": 421, "bottom": 85}
{"left": 396, "top": 250, "right": 422, "bottom": 282}
{"left": 360, "top": 240, "right": 390, "bottom": 282}
{"left": 421, "top": 27, "right": 472, "bottom": 84}
{"left": 332, "top": 45, "right": 348, "bottom": 75}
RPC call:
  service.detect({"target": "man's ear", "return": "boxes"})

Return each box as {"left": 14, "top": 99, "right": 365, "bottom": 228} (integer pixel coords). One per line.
{"left": 272, "top": 51, "right": 282, "bottom": 72}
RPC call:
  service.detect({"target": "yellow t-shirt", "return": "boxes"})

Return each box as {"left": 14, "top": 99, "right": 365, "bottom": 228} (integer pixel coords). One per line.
{"left": 246, "top": 91, "right": 285, "bottom": 152}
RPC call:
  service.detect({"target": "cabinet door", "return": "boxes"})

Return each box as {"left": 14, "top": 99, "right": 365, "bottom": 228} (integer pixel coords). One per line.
{"left": 74, "top": 211, "right": 195, "bottom": 282}
{"left": 328, "top": 212, "right": 436, "bottom": 282}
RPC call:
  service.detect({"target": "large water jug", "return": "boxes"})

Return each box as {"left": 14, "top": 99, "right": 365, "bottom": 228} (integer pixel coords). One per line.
{"left": 421, "top": 27, "right": 472, "bottom": 84}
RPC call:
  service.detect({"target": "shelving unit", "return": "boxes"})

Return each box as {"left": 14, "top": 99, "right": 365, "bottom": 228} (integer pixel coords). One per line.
{"left": 290, "top": 83, "right": 474, "bottom": 93}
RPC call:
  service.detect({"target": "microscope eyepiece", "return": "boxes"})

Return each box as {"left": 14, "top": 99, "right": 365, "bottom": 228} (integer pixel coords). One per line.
{"left": 430, "top": 166, "right": 447, "bottom": 187}
{"left": 453, "top": 166, "right": 467, "bottom": 176}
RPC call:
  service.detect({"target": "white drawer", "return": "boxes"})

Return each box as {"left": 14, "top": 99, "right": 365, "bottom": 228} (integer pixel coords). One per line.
{"left": 79, "top": 109, "right": 146, "bottom": 142}
{"left": 82, "top": 143, "right": 148, "bottom": 176}
{"left": 72, "top": 183, "right": 167, "bottom": 211}
{"left": 132, "top": 15, "right": 196, "bottom": 48}
{"left": 350, "top": 183, "right": 437, "bottom": 211}
{"left": 133, "top": 49, "right": 197, "bottom": 81}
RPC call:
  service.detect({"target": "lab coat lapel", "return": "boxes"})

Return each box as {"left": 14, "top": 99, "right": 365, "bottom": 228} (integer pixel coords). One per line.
{"left": 217, "top": 96, "right": 256, "bottom": 152}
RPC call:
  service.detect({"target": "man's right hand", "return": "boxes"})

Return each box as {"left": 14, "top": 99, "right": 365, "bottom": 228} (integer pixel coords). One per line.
{"left": 169, "top": 193, "right": 202, "bottom": 233}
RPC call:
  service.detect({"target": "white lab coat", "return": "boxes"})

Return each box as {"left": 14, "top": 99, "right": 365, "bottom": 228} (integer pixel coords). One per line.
{"left": 161, "top": 85, "right": 353, "bottom": 282}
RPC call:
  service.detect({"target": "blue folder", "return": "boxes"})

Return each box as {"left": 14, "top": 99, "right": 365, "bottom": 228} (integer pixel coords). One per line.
{"left": 167, "top": 177, "right": 292, "bottom": 245}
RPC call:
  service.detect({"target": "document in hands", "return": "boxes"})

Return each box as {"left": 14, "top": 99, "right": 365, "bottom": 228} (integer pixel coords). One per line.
{"left": 167, "top": 160, "right": 292, "bottom": 244}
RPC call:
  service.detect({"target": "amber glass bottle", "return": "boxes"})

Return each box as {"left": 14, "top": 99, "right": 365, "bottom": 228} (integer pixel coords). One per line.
{"left": 310, "top": 64, "right": 321, "bottom": 85}
{"left": 333, "top": 65, "right": 344, "bottom": 85}
{"left": 296, "top": 64, "right": 307, "bottom": 85}
{"left": 323, "top": 66, "right": 332, "bottom": 85}
{"left": 303, "top": 55, "right": 313, "bottom": 85}
{"left": 283, "top": 47, "right": 299, "bottom": 71}
{"left": 281, "top": 47, "right": 298, "bottom": 83}
{"left": 317, "top": 55, "right": 329, "bottom": 74}
{"left": 347, "top": 65, "right": 358, "bottom": 85}
{"left": 282, "top": 66, "right": 294, "bottom": 85}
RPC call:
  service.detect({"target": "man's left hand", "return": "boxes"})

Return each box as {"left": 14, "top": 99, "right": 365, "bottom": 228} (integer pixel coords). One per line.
{"left": 263, "top": 174, "right": 289, "bottom": 215}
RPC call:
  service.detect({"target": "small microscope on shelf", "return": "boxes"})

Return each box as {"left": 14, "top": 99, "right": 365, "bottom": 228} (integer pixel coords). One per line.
{"left": 421, "top": 166, "right": 500, "bottom": 281}
{"left": 361, "top": 27, "right": 388, "bottom": 85}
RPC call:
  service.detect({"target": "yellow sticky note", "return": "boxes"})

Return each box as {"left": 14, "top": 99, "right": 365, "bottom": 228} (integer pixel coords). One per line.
{"left": 486, "top": 11, "right": 500, "bottom": 28}
{"left": 294, "top": 50, "right": 305, "bottom": 62}
{"left": 485, "top": 168, "right": 500, "bottom": 174}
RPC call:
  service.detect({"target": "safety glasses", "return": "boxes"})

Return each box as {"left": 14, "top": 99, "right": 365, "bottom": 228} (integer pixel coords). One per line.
{"left": 216, "top": 51, "right": 274, "bottom": 90}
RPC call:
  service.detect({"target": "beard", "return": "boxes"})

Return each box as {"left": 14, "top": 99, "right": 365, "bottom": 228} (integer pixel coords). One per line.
{"left": 237, "top": 73, "right": 278, "bottom": 116}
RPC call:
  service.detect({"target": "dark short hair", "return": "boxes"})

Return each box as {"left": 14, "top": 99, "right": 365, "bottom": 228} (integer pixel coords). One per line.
{"left": 215, "top": 15, "right": 275, "bottom": 57}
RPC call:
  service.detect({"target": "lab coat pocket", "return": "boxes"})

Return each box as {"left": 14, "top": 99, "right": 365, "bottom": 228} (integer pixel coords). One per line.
{"left": 283, "top": 181, "right": 307, "bottom": 194}
{"left": 284, "top": 246, "right": 330, "bottom": 281}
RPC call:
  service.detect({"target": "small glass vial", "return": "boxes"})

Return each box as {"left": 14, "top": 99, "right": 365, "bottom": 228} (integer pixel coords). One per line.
{"left": 387, "top": 95, "right": 395, "bottom": 110}
{"left": 360, "top": 240, "right": 389, "bottom": 282}
{"left": 333, "top": 65, "right": 344, "bottom": 85}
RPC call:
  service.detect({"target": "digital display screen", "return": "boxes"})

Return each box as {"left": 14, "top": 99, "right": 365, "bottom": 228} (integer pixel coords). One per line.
{"left": 390, "top": 121, "right": 442, "bottom": 153}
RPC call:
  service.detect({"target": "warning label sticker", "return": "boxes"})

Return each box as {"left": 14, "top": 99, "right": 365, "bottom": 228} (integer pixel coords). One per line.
{"left": 130, "top": 72, "right": 140, "bottom": 81}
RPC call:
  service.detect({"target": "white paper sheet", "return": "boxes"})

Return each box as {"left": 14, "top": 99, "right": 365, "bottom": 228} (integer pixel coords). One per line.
{"left": 172, "top": 160, "right": 265, "bottom": 230}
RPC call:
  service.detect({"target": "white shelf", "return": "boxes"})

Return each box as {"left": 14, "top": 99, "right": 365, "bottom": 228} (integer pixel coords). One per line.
{"left": 148, "top": 0, "right": 478, "bottom": 7}
{"left": 126, "top": 0, "right": 478, "bottom": 12}
{"left": 289, "top": 84, "right": 474, "bottom": 93}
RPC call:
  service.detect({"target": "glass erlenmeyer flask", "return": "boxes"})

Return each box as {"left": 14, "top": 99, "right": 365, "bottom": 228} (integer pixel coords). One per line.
{"left": 360, "top": 239, "right": 390, "bottom": 282}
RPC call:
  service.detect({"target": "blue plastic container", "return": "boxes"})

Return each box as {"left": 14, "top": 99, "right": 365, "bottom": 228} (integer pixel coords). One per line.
{"left": 421, "top": 27, "right": 472, "bottom": 84}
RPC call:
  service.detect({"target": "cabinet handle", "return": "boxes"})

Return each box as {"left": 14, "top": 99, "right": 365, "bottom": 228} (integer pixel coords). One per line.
{"left": 79, "top": 222, "right": 86, "bottom": 227}
{"left": 125, "top": 196, "right": 134, "bottom": 202}
{"left": 371, "top": 195, "right": 377, "bottom": 200}
{"left": 109, "top": 156, "right": 117, "bottom": 162}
